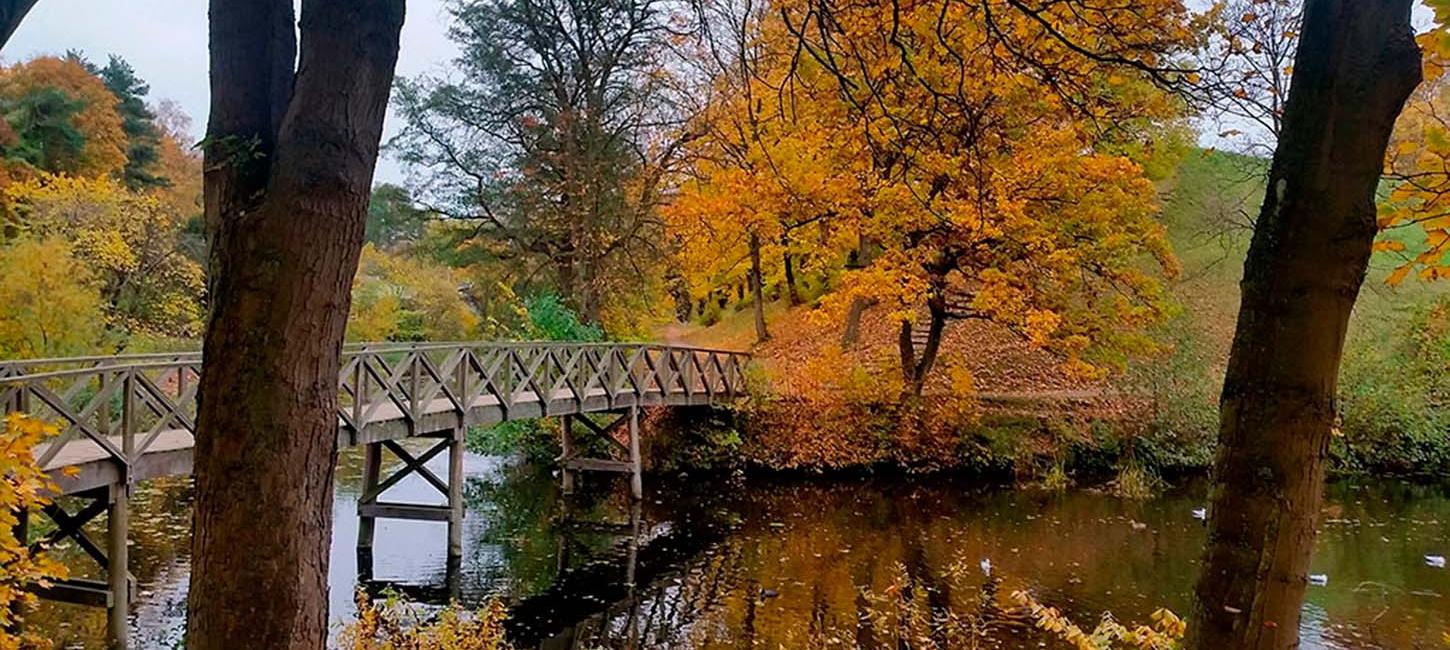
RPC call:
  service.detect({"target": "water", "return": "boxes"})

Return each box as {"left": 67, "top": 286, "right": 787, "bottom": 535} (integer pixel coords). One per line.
{"left": 28, "top": 446, "right": 1450, "bottom": 648}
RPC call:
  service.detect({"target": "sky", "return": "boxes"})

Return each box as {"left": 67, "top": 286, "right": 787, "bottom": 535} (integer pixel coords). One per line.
{"left": 2, "top": 0, "right": 462, "bottom": 184}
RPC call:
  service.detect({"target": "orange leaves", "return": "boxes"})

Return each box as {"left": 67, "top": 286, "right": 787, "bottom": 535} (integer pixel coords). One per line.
{"left": 0, "top": 56, "right": 127, "bottom": 179}
{"left": 1381, "top": 53, "right": 1450, "bottom": 287}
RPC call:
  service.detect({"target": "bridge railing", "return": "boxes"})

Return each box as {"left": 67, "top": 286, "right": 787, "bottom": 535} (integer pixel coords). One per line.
{"left": 0, "top": 342, "right": 750, "bottom": 472}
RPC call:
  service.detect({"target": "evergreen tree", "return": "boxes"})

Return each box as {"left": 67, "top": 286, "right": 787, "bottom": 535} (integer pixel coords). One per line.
{"left": 85, "top": 54, "right": 167, "bottom": 189}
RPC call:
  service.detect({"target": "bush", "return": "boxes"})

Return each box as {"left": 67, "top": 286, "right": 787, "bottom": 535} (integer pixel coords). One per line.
{"left": 467, "top": 419, "right": 558, "bottom": 463}
{"left": 642, "top": 406, "right": 744, "bottom": 472}
{"left": 341, "top": 588, "right": 511, "bottom": 650}
{"left": 1336, "top": 296, "right": 1450, "bottom": 475}
{"left": 523, "top": 294, "right": 603, "bottom": 342}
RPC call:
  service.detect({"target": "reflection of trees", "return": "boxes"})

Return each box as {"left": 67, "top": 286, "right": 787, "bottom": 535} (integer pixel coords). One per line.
{"left": 468, "top": 463, "right": 626, "bottom": 597}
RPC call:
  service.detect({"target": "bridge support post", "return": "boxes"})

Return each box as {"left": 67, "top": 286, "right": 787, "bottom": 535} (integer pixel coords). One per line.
{"left": 106, "top": 479, "right": 129, "bottom": 650}
{"left": 628, "top": 406, "right": 642, "bottom": 500}
{"left": 356, "top": 441, "right": 382, "bottom": 557}
{"left": 447, "top": 425, "right": 464, "bottom": 558}
{"left": 560, "top": 415, "right": 576, "bottom": 494}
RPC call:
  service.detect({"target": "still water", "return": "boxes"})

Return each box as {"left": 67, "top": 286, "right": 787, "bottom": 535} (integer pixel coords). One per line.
{"left": 28, "top": 446, "right": 1450, "bottom": 648}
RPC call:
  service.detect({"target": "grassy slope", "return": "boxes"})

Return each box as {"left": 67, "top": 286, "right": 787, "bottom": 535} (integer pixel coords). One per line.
{"left": 1160, "top": 148, "right": 1450, "bottom": 372}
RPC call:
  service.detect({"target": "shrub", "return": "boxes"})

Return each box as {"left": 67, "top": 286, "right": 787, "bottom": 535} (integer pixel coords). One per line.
{"left": 1336, "top": 295, "right": 1450, "bottom": 475}
{"left": 523, "top": 294, "right": 602, "bottom": 342}
{"left": 467, "top": 420, "right": 558, "bottom": 463}
{"left": 340, "top": 589, "right": 511, "bottom": 650}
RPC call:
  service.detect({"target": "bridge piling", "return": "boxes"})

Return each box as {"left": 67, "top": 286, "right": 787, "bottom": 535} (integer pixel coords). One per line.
{"left": 560, "top": 415, "right": 576, "bottom": 494}
{"left": 356, "top": 441, "right": 382, "bottom": 556}
{"left": 447, "top": 425, "right": 464, "bottom": 558}
{"left": 106, "top": 480, "right": 129, "bottom": 650}
{"left": 628, "top": 406, "right": 642, "bottom": 500}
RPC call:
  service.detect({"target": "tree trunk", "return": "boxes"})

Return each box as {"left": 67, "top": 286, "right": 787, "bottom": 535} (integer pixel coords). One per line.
{"left": 897, "top": 299, "right": 945, "bottom": 397}
{"left": 841, "top": 297, "right": 876, "bottom": 348}
{"left": 782, "top": 234, "right": 801, "bottom": 306}
{"left": 749, "top": 232, "right": 769, "bottom": 342}
{"left": 1190, "top": 2, "right": 1419, "bottom": 648}
{"left": 189, "top": 2, "right": 404, "bottom": 649}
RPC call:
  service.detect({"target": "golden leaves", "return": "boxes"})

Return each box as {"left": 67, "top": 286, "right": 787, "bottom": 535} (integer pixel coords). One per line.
{"left": 0, "top": 414, "right": 69, "bottom": 649}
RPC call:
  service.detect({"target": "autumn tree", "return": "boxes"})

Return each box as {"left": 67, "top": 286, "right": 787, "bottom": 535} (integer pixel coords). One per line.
{"left": 683, "top": 0, "right": 1196, "bottom": 393}
{"left": 1189, "top": 1, "right": 1421, "bottom": 647}
{"left": 0, "top": 236, "right": 104, "bottom": 357}
{"left": 7, "top": 173, "right": 204, "bottom": 338}
{"left": 1380, "top": 30, "right": 1450, "bottom": 283}
{"left": 392, "top": 0, "right": 692, "bottom": 326}
{"left": 667, "top": 0, "right": 858, "bottom": 343}
{"left": 188, "top": 1, "right": 404, "bottom": 649}
{"left": 0, "top": 56, "right": 125, "bottom": 179}
{"left": 1195, "top": 0, "right": 1301, "bottom": 157}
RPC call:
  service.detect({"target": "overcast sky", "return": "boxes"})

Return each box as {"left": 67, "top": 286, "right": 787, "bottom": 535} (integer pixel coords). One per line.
{"left": 2, "top": 0, "right": 462, "bottom": 184}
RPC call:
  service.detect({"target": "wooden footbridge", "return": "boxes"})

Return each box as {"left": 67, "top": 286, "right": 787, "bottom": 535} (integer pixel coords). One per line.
{"left": 0, "top": 341, "right": 750, "bottom": 649}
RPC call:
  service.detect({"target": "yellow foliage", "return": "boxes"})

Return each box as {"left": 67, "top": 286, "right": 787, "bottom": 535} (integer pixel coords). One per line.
{"left": 340, "top": 589, "right": 511, "bottom": 650}
{"left": 349, "top": 244, "right": 481, "bottom": 342}
{"left": 1013, "top": 590, "right": 1185, "bottom": 650}
{"left": 668, "top": 0, "right": 1187, "bottom": 386}
{"left": 0, "top": 414, "right": 70, "bottom": 650}
{"left": 5, "top": 173, "right": 203, "bottom": 337}
{"left": 0, "top": 236, "right": 105, "bottom": 358}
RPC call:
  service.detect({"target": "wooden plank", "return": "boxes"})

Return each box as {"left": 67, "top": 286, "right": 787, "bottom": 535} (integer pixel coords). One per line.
{"left": 359, "top": 502, "right": 452, "bottom": 522}
{"left": 32, "top": 577, "right": 113, "bottom": 608}
{"left": 563, "top": 458, "right": 632, "bottom": 473}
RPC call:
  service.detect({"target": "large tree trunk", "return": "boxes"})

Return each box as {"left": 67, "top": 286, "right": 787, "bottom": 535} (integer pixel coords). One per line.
{"left": 188, "top": 2, "right": 404, "bottom": 649}
{"left": 1190, "top": 2, "right": 1419, "bottom": 648}
{"left": 749, "top": 231, "right": 770, "bottom": 342}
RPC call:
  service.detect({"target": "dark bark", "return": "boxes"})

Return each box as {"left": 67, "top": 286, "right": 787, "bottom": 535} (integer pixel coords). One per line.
{"left": 897, "top": 297, "right": 945, "bottom": 396}
{"left": 841, "top": 232, "right": 878, "bottom": 348}
{"left": 1190, "top": 2, "right": 1420, "bottom": 648}
{"left": 189, "top": 1, "right": 404, "bottom": 649}
{"left": 782, "top": 233, "right": 801, "bottom": 306}
{"left": 749, "top": 232, "right": 770, "bottom": 342}
{"left": 840, "top": 296, "right": 875, "bottom": 348}
{"left": 0, "top": 0, "right": 37, "bottom": 48}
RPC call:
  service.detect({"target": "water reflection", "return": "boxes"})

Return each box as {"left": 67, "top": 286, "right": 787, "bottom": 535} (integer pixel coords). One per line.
{"left": 27, "top": 447, "right": 1450, "bottom": 649}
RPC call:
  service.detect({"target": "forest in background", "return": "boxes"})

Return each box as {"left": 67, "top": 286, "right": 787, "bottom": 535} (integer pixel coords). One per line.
{"left": 5, "top": 0, "right": 1450, "bottom": 482}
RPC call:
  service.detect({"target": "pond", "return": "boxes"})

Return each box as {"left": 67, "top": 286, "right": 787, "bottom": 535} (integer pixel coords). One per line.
{"left": 27, "top": 446, "right": 1450, "bottom": 649}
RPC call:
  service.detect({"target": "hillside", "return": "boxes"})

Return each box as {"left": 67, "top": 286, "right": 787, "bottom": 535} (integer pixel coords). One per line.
{"left": 665, "top": 149, "right": 1450, "bottom": 424}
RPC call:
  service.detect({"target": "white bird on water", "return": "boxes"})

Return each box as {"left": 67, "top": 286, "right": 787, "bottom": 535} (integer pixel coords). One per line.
{"left": 1426, "top": 555, "right": 1446, "bottom": 568}
{"left": 1192, "top": 507, "right": 1208, "bottom": 521}
{"left": 980, "top": 558, "right": 992, "bottom": 577}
